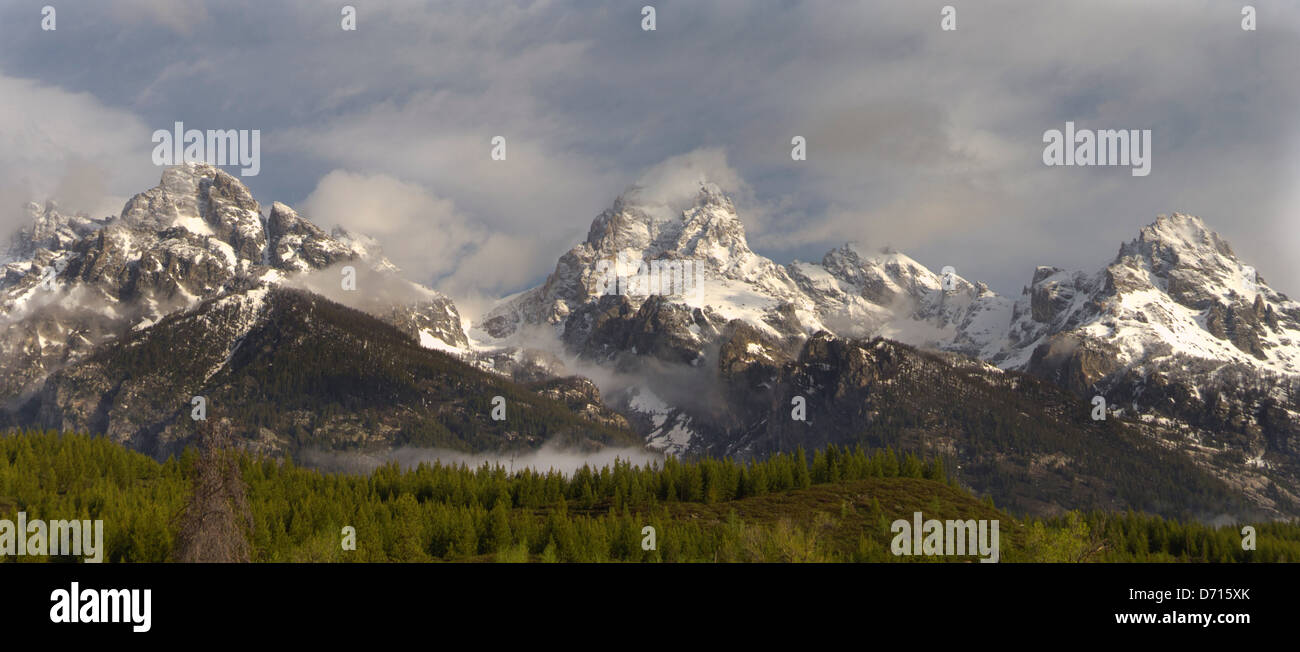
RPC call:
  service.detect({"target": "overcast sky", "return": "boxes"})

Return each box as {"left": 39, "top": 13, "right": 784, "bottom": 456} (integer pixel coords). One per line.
{"left": 1, "top": 0, "right": 1297, "bottom": 316}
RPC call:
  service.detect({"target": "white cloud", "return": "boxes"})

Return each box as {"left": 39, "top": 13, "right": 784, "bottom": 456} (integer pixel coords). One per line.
{"left": 437, "top": 232, "right": 551, "bottom": 315}
{"left": 0, "top": 72, "right": 157, "bottom": 233}
{"left": 627, "top": 147, "right": 749, "bottom": 215}
{"left": 300, "top": 170, "right": 480, "bottom": 284}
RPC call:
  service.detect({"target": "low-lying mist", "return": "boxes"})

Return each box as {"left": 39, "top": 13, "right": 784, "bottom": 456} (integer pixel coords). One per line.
{"left": 485, "top": 321, "right": 732, "bottom": 422}
{"left": 298, "top": 441, "right": 664, "bottom": 476}
{"left": 282, "top": 263, "right": 433, "bottom": 314}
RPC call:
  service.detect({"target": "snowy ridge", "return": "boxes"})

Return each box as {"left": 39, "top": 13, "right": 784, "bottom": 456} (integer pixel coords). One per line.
{"left": 478, "top": 183, "right": 1010, "bottom": 350}
{"left": 475, "top": 185, "right": 1298, "bottom": 456}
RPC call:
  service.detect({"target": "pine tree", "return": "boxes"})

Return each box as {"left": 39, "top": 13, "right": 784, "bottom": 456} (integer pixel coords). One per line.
{"left": 487, "top": 499, "right": 513, "bottom": 552}
{"left": 793, "top": 447, "right": 811, "bottom": 489}
{"left": 878, "top": 448, "right": 900, "bottom": 477}
{"left": 901, "top": 453, "right": 924, "bottom": 478}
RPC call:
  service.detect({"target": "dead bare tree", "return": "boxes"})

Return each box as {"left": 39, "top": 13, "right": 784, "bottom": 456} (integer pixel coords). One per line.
{"left": 173, "top": 419, "right": 254, "bottom": 562}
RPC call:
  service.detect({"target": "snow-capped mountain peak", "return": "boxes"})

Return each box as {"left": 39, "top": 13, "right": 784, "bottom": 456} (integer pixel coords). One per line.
{"left": 119, "top": 162, "right": 266, "bottom": 263}
{"left": 0, "top": 164, "right": 469, "bottom": 401}
{"left": 998, "top": 212, "right": 1300, "bottom": 385}
{"left": 1112, "top": 212, "right": 1264, "bottom": 308}
{"left": 478, "top": 182, "right": 812, "bottom": 343}
{"left": 584, "top": 182, "right": 770, "bottom": 282}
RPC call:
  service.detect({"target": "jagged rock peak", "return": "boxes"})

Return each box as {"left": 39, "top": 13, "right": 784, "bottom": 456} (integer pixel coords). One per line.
{"left": 5, "top": 200, "right": 104, "bottom": 261}
{"left": 585, "top": 180, "right": 745, "bottom": 255}
{"left": 121, "top": 162, "right": 256, "bottom": 228}
{"left": 267, "top": 201, "right": 327, "bottom": 241}
{"left": 117, "top": 163, "right": 266, "bottom": 264}
{"left": 1104, "top": 212, "right": 1265, "bottom": 309}
{"left": 1120, "top": 212, "right": 1238, "bottom": 265}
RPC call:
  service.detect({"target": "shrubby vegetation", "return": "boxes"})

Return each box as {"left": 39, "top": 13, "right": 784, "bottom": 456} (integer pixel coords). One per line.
{"left": 1, "top": 430, "right": 1297, "bottom": 563}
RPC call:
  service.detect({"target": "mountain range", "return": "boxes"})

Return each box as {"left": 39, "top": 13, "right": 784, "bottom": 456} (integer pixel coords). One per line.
{"left": 3, "top": 164, "right": 1297, "bottom": 519}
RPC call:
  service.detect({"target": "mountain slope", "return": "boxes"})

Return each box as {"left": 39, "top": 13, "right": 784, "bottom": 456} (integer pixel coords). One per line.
{"left": 991, "top": 214, "right": 1300, "bottom": 486}
{"left": 14, "top": 287, "right": 637, "bottom": 458}
{"left": 741, "top": 334, "right": 1288, "bottom": 519}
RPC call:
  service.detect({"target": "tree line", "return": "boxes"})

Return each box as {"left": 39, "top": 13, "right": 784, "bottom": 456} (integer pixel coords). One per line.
{"left": 1, "top": 430, "right": 1297, "bottom": 563}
